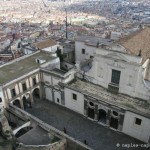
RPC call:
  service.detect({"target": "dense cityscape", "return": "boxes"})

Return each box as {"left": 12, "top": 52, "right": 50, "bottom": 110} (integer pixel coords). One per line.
{"left": 0, "top": 0, "right": 150, "bottom": 150}
{"left": 0, "top": 0, "right": 150, "bottom": 64}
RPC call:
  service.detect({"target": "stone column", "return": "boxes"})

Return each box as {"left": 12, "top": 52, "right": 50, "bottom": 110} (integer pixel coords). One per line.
{"left": 94, "top": 104, "right": 98, "bottom": 120}
{"left": 84, "top": 100, "right": 88, "bottom": 116}
{"left": 61, "top": 90, "right": 65, "bottom": 105}
{"left": 118, "top": 114, "right": 124, "bottom": 131}
{"left": 39, "top": 83, "right": 44, "bottom": 101}
{"left": 52, "top": 88, "right": 55, "bottom": 102}
{"left": 20, "top": 99, "right": 24, "bottom": 109}
{"left": 30, "top": 91, "right": 34, "bottom": 103}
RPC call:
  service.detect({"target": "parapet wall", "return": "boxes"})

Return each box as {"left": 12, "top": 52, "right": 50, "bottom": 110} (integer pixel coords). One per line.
{"left": 8, "top": 104, "right": 93, "bottom": 150}
{"left": 16, "top": 139, "right": 66, "bottom": 150}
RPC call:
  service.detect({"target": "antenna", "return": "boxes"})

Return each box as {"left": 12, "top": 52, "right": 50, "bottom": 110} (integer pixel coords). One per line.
{"left": 65, "top": 8, "right": 68, "bottom": 39}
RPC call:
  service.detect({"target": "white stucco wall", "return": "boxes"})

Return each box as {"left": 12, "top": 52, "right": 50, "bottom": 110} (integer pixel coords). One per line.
{"left": 43, "top": 74, "right": 52, "bottom": 85}
{"left": 52, "top": 77, "right": 61, "bottom": 86}
{"left": 45, "top": 87, "right": 53, "bottom": 101}
{"left": 85, "top": 53, "right": 140, "bottom": 98}
{"left": 75, "top": 41, "right": 150, "bottom": 100}
{"left": 123, "top": 111, "right": 150, "bottom": 143}
{"left": 43, "top": 45, "right": 57, "bottom": 53}
{"left": 75, "top": 41, "right": 86, "bottom": 63}
{"left": 24, "top": 49, "right": 33, "bottom": 55}
{"left": 54, "top": 90, "right": 61, "bottom": 104}
{"left": 64, "top": 88, "right": 84, "bottom": 115}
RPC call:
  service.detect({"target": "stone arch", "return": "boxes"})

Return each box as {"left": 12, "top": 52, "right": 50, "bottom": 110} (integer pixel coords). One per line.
{"left": 14, "top": 122, "right": 32, "bottom": 138}
{"left": 13, "top": 99, "right": 21, "bottom": 108}
{"left": 98, "top": 109, "right": 107, "bottom": 124}
{"left": 22, "top": 93, "right": 31, "bottom": 109}
{"left": 32, "top": 88, "right": 40, "bottom": 100}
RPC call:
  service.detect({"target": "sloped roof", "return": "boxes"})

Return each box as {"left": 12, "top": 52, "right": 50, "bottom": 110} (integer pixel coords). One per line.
{"left": 119, "top": 27, "right": 150, "bottom": 64}
{"left": 35, "top": 39, "right": 57, "bottom": 49}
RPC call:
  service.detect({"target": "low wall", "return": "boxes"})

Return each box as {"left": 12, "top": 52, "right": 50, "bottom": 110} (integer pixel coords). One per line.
{"left": 8, "top": 104, "right": 93, "bottom": 150}
{"left": 16, "top": 139, "right": 66, "bottom": 150}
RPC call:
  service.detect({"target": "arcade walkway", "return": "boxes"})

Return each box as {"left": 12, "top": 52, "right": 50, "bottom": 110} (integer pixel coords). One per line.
{"left": 26, "top": 100, "right": 144, "bottom": 150}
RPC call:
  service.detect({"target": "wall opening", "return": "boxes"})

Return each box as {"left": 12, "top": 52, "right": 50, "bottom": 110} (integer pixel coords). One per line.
{"left": 110, "top": 117, "right": 118, "bottom": 129}
{"left": 98, "top": 109, "right": 107, "bottom": 124}
{"left": 22, "top": 94, "right": 31, "bottom": 109}
{"left": 88, "top": 107, "right": 94, "bottom": 119}
{"left": 13, "top": 99, "right": 21, "bottom": 108}
{"left": 32, "top": 88, "right": 40, "bottom": 100}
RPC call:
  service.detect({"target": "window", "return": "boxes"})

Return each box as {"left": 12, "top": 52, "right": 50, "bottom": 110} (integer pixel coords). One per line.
{"left": 135, "top": 118, "right": 142, "bottom": 126}
{"left": 82, "top": 49, "right": 85, "bottom": 54}
{"left": 0, "top": 97, "right": 2, "bottom": 103}
{"left": 32, "top": 77, "right": 37, "bottom": 86}
{"left": 72, "top": 93, "right": 77, "bottom": 100}
{"left": 11, "top": 88, "right": 16, "bottom": 98}
{"left": 57, "top": 98, "right": 59, "bottom": 103}
{"left": 89, "top": 102, "right": 94, "bottom": 106}
{"left": 111, "top": 69, "right": 121, "bottom": 85}
{"left": 113, "top": 111, "right": 118, "bottom": 116}
{"left": 22, "top": 83, "right": 27, "bottom": 91}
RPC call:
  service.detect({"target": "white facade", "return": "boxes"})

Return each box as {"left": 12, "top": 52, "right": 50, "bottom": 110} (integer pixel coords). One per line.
{"left": 43, "top": 45, "right": 58, "bottom": 53}
{"left": 123, "top": 111, "right": 150, "bottom": 143}
{"left": 73, "top": 37, "right": 150, "bottom": 143}
{"left": 75, "top": 41, "right": 96, "bottom": 63}
{"left": 64, "top": 88, "right": 84, "bottom": 115}
{"left": 75, "top": 39, "right": 150, "bottom": 101}
{"left": 45, "top": 87, "right": 53, "bottom": 101}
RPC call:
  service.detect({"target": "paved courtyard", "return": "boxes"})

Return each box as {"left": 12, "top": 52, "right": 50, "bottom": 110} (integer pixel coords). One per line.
{"left": 26, "top": 100, "right": 146, "bottom": 150}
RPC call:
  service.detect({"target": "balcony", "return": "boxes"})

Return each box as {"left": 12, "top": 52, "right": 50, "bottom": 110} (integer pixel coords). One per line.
{"left": 108, "top": 83, "right": 119, "bottom": 94}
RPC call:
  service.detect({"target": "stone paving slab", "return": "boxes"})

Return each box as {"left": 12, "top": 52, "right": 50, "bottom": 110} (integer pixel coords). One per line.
{"left": 26, "top": 100, "right": 147, "bottom": 150}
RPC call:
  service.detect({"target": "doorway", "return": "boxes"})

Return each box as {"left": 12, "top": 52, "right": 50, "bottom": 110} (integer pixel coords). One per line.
{"left": 110, "top": 117, "right": 118, "bottom": 129}
{"left": 88, "top": 107, "right": 94, "bottom": 119}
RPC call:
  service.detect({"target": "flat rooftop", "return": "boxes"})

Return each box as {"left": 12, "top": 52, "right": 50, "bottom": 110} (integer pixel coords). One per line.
{"left": 0, "top": 51, "right": 57, "bottom": 84}
{"left": 66, "top": 79, "right": 150, "bottom": 118}
{"left": 76, "top": 35, "right": 113, "bottom": 46}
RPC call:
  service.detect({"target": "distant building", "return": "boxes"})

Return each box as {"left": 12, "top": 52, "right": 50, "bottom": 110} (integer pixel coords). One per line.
{"left": 35, "top": 39, "right": 58, "bottom": 53}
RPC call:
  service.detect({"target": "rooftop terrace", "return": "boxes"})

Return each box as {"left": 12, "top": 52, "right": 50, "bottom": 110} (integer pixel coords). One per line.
{"left": 0, "top": 51, "right": 57, "bottom": 84}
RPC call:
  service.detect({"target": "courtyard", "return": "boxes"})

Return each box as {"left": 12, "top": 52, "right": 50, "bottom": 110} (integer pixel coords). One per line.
{"left": 26, "top": 100, "right": 145, "bottom": 150}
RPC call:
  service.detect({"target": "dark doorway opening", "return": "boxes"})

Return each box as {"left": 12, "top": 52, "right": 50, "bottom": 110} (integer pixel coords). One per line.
{"left": 13, "top": 100, "right": 21, "bottom": 108}
{"left": 98, "top": 109, "right": 107, "bottom": 124}
{"left": 23, "top": 94, "right": 31, "bottom": 109}
{"left": 32, "top": 88, "right": 40, "bottom": 100}
{"left": 88, "top": 107, "right": 94, "bottom": 119}
{"left": 110, "top": 117, "right": 118, "bottom": 129}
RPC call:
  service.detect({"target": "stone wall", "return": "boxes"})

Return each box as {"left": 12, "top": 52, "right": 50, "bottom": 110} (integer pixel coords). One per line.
{"left": 8, "top": 105, "right": 93, "bottom": 150}
{"left": 16, "top": 139, "right": 66, "bottom": 150}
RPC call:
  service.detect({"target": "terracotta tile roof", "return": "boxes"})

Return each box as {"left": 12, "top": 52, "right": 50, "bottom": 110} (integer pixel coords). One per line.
{"left": 119, "top": 27, "right": 150, "bottom": 64}
{"left": 35, "top": 39, "right": 57, "bottom": 49}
